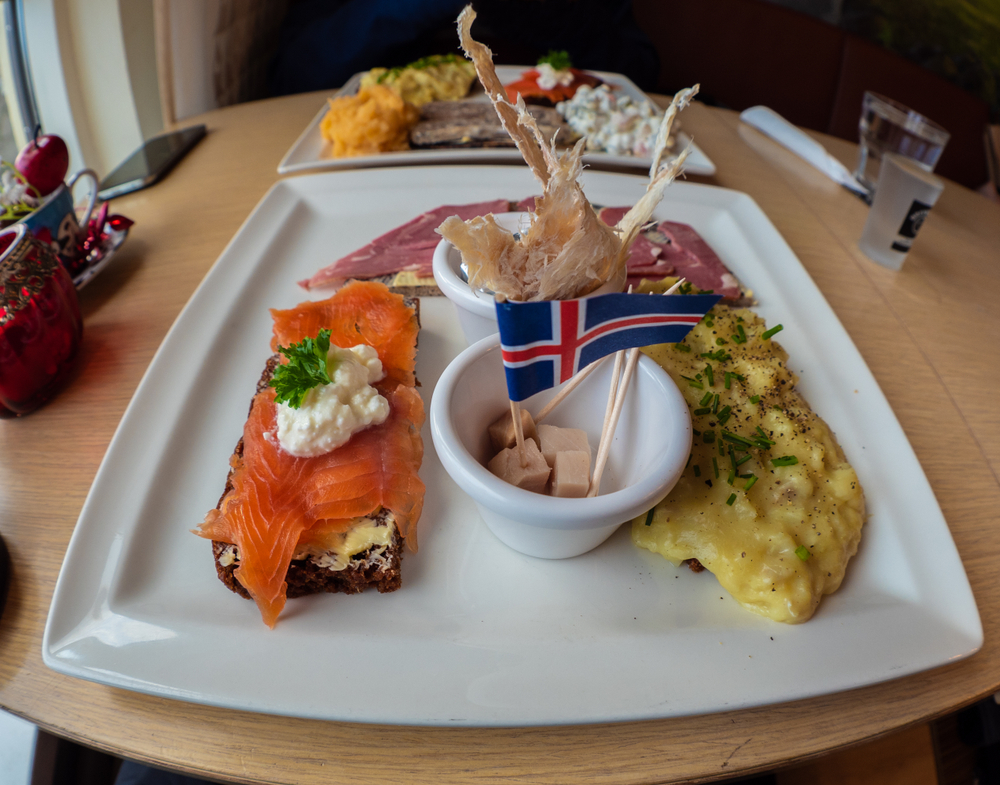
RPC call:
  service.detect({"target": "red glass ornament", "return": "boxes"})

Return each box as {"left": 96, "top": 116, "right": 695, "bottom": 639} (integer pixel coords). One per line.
{"left": 0, "top": 224, "right": 83, "bottom": 415}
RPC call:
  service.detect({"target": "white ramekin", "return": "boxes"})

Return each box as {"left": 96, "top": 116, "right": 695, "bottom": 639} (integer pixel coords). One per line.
{"left": 430, "top": 334, "right": 692, "bottom": 559}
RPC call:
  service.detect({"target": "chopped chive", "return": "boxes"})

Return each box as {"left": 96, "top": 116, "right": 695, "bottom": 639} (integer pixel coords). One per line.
{"left": 680, "top": 375, "right": 704, "bottom": 389}
{"left": 744, "top": 475, "right": 758, "bottom": 491}
{"left": 749, "top": 395, "right": 761, "bottom": 405}
{"left": 712, "top": 394, "right": 720, "bottom": 413}
{"left": 693, "top": 464, "right": 701, "bottom": 477}
{"left": 703, "top": 430, "right": 716, "bottom": 444}
{"left": 722, "top": 430, "right": 754, "bottom": 447}
{"left": 728, "top": 446, "right": 738, "bottom": 473}
{"left": 718, "top": 439, "right": 726, "bottom": 455}
{"left": 716, "top": 337, "right": 728, "bottom": 346}
{"left": 727, "top": 470, "right": 736, "bottom": 486}
{"left": 717, "top": 405, "right": 732, "bottom": 425}
{"left": 773, "top": 404, "right": 782, "bottom": 411}
{"left": 733, "top": 324, "right": 747, "bottom": 344}
{"left": 674, "top": 343, "right": 692, "bottom": 352}
{"left": 712, "top": 457, "right": 719, "bottom": 478}
{"left": 700, "top": 392, "right": 713, "bottom": 406}
{"left": 795, "top": 545, "right": 811, "bottom": 560}
{"left": 694, "top": 407, "right": 712, "bottom": 416}
{"left": 644, "top": 508, "right": 655, "bottom": 526}
{"left": 772, "top": 455, "right": 799, "bottom": 467}
{"left": 736, "top": 453, "right": 752, "bottom": 466}
{"left": 724, "top": 372, "right": 731, "bottom": 389}
{"left": 704, "top": 364, "right": 714, "bottom": 386}
{"left": 726, "top": 493, "right": 737, "bottom": 506}
{"left": 755, "top": 426, "right": 775, "bottom": 445}
{"left": 761, "top": 324, "right": 784, "bottom": 340}
{"left": 693, "top": 428, "right": 701, "bottom": 436}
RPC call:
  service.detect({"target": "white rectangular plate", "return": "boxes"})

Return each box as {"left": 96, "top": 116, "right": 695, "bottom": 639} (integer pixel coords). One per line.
{"left": 44, "top": 167, "right": 980, "bottom": 726}
{"left": 277, "top": 67, "right": 716, "bottom": 176}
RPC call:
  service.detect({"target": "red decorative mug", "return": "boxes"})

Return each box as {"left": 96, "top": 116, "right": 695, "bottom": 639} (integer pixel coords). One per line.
{"left": 0, "top": 224, "right": 83, "bottom": 415}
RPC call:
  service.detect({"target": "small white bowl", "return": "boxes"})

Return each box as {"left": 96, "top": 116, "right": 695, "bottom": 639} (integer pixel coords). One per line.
{"left": 432, "top": 212, "right": 627, "bottom": 345}
{"left": 430, "top": 334, "right": 692, "bottom": 559}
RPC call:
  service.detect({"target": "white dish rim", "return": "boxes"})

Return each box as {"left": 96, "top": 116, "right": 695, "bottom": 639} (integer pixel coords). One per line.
{"left": 42, "top": 166, "right": 982, "bottom": 727}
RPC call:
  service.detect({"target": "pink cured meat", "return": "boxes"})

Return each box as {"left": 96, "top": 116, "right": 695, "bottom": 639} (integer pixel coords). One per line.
{"left": 597, "top": 206, "right": 741, "bottom": 300}
{"left": 299, "top": 200, "right": 510, "bottom": 289}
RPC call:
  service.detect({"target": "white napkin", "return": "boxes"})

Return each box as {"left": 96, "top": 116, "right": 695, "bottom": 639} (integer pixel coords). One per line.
{"left": 740, "top": 106, "right": 870, "bottom": 197}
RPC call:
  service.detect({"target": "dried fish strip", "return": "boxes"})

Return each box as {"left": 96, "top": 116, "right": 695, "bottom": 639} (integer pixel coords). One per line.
{"left": 456, "top": 7, "right": 549, "bottom": 184}
{"left": 441, "top": 4, "right": 698, "bottom": 302}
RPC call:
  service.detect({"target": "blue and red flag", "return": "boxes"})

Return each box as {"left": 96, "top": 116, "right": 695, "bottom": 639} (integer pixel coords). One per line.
{"left": 495, "top": 292, "right": 720, "bottom": 401}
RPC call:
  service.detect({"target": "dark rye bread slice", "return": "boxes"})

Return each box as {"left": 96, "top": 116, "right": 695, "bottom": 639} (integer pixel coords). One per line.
{"left": 410, "top": 101, "right": 576, "bottom": 149}
{"left": 211, "top": 296, "right": 420, "bottom": 602}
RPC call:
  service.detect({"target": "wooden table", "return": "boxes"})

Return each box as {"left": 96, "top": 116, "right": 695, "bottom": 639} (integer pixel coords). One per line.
{"left": 2, "top": 90, "right": 999, "bottom": 784}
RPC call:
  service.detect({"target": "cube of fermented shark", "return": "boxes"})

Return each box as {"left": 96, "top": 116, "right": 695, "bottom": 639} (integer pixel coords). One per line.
{"left": 537, "top": 424, "right": 592, "bottom": 467}
{"left": 551, "top": 451, "right": 591, "bottom": 498}
{"left": 488, "top": 407, "right": 538, "bottom": 453}
{"left": 487, "top": 438, "right": 551, "bottom": 494}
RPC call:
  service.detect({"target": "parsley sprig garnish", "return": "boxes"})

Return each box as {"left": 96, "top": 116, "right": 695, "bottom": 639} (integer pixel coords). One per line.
{"left": 270, "top": 329, "right": 338, "bottom": 408}
{"left": 538, "top": 50, "right": 572, "bottom": 70}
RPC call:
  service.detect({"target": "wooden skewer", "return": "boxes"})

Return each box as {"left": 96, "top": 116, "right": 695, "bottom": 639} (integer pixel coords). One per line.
{"left": 510, "top": 399, "right": 528, "bottom": 468}
{"left": 664, "top": 277, "right": 685, "bottom": 295}
{"left": 587, "top": 280, "right": 687, "bottom": 496}
{"left": 494, "top": 291, "right": 528, "bottom": 468}
{"left": 535, "top": 356, "right": 608, "bottom": 424}
{"left": 589, "top": 347, "right": 640, "bottom": 497}
{"left": 588, "top": 284, "right": 634, "bottom": 496}
{"left": 600, "top": 345, "right": 625, "bottom": 428}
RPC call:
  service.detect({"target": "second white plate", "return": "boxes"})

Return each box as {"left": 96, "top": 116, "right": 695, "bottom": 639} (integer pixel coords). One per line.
{"left": 44, "top": 166, "right": 980, "bottom": 726}
{"left": 278, "top": 67, "right": 716, "bottom": 176}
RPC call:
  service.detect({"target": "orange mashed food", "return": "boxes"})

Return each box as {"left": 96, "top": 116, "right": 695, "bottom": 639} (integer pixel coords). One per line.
{"left": 320, "top": 85, "right": 419, "bottom": 158}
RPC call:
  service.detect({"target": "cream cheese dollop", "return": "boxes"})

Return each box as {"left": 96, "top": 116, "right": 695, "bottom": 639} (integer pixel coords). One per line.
{"left": 535, "top": 63, "right": 574, "bottom": 91}
{"left": 275, "top": 344, "right": 388, "bottom": 458}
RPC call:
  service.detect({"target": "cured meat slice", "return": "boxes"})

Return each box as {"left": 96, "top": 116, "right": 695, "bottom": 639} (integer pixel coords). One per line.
{"left": 300, "top": 199, "right": 510, "bottom": 289}
{"left": 597, "top": 206, "right": 742, "bottom": 300}
{"left": 269, "top": 280, "right": 418, "bottom": 391}
{"left": 641, "top": 221, "right": 742, "bottom": 301}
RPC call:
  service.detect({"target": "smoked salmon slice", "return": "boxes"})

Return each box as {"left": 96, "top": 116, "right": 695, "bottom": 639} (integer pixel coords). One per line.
{"left": 197, "top": 282, "right": 424, "bottom": 628}
{"left": 269, "top": 280, "right": 418, "bottom": 390}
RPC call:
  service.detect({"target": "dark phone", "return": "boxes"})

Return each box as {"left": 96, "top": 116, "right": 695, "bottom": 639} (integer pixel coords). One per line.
{"left": 98, "top": 125, "right": 207, "bottom": 200}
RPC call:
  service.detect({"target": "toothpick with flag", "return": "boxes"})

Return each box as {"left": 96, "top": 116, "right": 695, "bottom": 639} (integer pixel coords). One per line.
{"left": 494, "top": 291, "right": 721, "bottom": 402}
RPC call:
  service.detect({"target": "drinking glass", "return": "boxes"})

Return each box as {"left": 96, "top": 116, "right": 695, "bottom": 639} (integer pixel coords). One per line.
{"left": 854, "top": 92, "right": 950, "bottom": 193}
{"left": 858, "top": 153, "right": 944, "bottom": 270}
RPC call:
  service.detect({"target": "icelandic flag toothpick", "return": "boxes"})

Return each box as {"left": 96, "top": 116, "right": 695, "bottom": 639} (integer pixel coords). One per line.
{"left": 495, "top": 292, "right": 721, "bottom": 401}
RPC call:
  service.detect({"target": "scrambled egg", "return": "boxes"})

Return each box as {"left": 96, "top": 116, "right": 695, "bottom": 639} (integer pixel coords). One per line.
{"left": 631, "top": 284, "right": 865, "bottom": 623}
{"left": 360, "top": 54, "right": 477, "bottom": 107}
